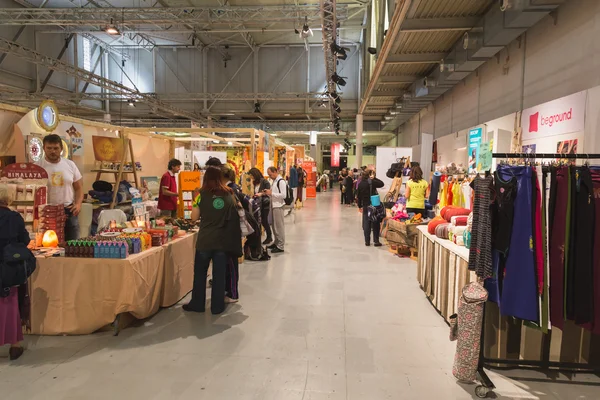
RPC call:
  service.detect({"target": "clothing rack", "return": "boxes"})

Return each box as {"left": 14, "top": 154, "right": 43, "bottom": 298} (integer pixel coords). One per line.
{"left": 492, "top": 152, "right": 600, "bottom": 159}
{"left": 472, "top": 153, "right": 600, "bottom": 398}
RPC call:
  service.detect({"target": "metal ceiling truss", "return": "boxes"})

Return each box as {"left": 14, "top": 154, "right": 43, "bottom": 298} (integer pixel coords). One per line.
{"left": 320, "top": 0, "right": 338, "bottom": 123}
{"left": 0, "top": 91, "right": 332, "bottom": 102}
{"left": 79, "top": 33, "right": 130, "bottom": 59}
{"left": 0, "top": 6, "right": 354, "bottom": 26}
{"left": 0, "top": 37, "right": 213, "bottom": 125}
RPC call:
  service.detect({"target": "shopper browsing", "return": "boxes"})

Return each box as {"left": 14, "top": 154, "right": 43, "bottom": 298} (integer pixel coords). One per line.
{"left": 356, "top": 170, "right": 384, "bottom": 247}
{"left": 183, "top": 167, "right": 242, "bottom": 315}
{"left": 405, "top": 165, "right": 430, "bottom": 216}
{"left": 265, "top": 166, "right": 287, "bottom": 254}
{"left": 248, "top": 167, "right": 272, "bottom": 245}
{"left": 158, "top": 158, "right": 181, "bottom": 218}
{"left": 37, "top": 134, "right": 83, "bottom": 241}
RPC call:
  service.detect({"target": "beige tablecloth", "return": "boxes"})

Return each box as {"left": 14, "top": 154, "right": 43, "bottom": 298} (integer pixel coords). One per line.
{"left": 30, "top": 247, "right": 165, "bottom": 335}
{"left": 160, "top": 232, "right": 196, "bottom": 307}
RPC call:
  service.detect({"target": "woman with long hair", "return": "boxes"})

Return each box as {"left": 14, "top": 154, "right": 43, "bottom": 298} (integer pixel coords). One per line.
{"left": 405, "top": 165, "right": 429, "bottom": 216}
{"left": 248, "top": 167, "right": 272, "bottom": 245}
{"left": 184, "top": 167, "right": 242, "bottom": 314}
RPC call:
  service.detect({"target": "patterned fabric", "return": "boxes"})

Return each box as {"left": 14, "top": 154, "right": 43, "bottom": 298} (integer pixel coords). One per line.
{"left": 452, "top": 282, "right": 488, "bottom": 382}
{"left": 468, "top": 175, "right": 494, "bottom": 279}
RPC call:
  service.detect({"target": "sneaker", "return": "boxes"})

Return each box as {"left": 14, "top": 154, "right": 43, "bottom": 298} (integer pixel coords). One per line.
{"left": 268, "top": 244, "right": 278, "bottom": 250}
{"left": 365, "top": 242, "right": 370, "bottom": 247}
{"left": 263, "top": 237, "right": 273, "bottom": 245}
{"left": 271, "top": 247, "right": 284, "bottom": 253}
{"left": 374, "top": 242, "right": 383, "bottom": 247}
{"left": 225, "top": 296, "right": 239, "bottom": 304}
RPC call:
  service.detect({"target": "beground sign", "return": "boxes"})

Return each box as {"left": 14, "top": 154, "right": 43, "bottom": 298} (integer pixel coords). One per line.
{"left": 521, "top": 91, "right": 587, "bottom": 141}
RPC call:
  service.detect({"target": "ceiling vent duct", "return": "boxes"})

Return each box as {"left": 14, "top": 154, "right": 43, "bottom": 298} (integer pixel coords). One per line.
{"left": 384, "top": 0, "right": 567, "bottom": 132}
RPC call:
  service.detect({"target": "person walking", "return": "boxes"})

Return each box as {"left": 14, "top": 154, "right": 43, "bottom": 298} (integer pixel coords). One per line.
{"left": 338, "top": 168, "right": 348, "bottom": 204}
{"left": 184, "top": 167, "right": 242, "bottom": 315}
{"left": 0, "top": 184, "right": 31, "bottom": 360}
{"left": 344, "top": 170, "right": 355, "bottom": 206}
{"left": 405, "top": 165, "right": 430, "bottom": 216}
{"left": 37, "top": 134, "right": 83, "bottom": 240}
{"left": 265, "top": 166, "right": 287, "bottom": 254}
{"left": 248, "top": 167, "right": 272, "bottom": 245}
{"left": 296, "top": 166, "right": 306, "bottom": 207}
{"left": 158, "top": 158, "right": 181, "bottom": 218}
{"left": 356, "top": 170, "right": 385, "bottom": 246}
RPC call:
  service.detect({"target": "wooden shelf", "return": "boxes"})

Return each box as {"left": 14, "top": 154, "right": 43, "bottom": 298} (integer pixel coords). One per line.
{"left": 91, "top": 169, "right": 141, "bottom": 174}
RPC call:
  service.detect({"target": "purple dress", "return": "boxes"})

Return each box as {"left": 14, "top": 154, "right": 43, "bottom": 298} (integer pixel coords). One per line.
{"left": 0, "top": 206, "right": 30, "bottom": 346}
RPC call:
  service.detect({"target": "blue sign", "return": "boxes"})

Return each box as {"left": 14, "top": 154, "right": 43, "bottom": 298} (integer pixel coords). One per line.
{"left": 468, "top": 127, "right": 482, "bottom": 173}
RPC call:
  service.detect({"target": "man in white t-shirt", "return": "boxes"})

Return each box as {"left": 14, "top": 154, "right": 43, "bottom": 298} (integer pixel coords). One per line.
{"left": 37, "top": 134, "right": 84, "bottom": 241}
{"left": 265, "top": 166, "right": 287, "bottom": 253}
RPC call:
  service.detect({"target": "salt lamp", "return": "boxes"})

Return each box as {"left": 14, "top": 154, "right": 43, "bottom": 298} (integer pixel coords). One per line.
{"left": 42, "top": 230, "right": 59, "bottom": 248}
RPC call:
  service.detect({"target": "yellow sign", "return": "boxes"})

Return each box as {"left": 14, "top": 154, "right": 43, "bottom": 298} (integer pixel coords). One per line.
{"left": 179, "top": 171, "right": 202, "bottom": 191}
{"left": 92, "top": 136, "right": 125, "bottom": 162}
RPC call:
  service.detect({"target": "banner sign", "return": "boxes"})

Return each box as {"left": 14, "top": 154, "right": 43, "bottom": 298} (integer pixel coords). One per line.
{"left": 1, "top": 163, "right": 48, "bottom": 179}
{"left": 331, "top": 143, "right": 341, "bottom": 167}
{"left": 521, "top": 91, "right": 586, "bottom": 141}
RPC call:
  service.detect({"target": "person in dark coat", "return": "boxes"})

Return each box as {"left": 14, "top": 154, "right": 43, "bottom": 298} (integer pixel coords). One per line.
{"left": 248, "top": 167, "right": 272, "bottom": 245}
{"left": 344, "top": 171, "right": 355, "bottom": 206}
{"left": 0, "top": 185, "right": 30, "bottom": 360}
{"left": 356, "top": 170, "right": 384, "bottom": 246}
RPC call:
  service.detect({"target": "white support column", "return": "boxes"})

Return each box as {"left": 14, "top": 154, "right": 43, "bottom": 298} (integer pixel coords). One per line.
{"left": 356, "top": 114, "right": 363, "bottom": 168}
{"left": 310, "top": 131, "right": 317, "bottom": 160}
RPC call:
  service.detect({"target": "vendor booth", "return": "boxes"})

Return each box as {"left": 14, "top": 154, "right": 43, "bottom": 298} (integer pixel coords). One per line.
{"left": 0, "top": 102, "right": 259, "bottom": 336}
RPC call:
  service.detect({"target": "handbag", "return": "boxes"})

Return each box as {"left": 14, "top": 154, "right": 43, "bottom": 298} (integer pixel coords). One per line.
{"left": 232, "top": 195, "right": 254, "bottom": 237}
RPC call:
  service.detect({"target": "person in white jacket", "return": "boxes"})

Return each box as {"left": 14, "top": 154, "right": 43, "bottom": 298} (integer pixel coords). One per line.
{"left": 265, "top": 166, "right": 287, "bottom": 253}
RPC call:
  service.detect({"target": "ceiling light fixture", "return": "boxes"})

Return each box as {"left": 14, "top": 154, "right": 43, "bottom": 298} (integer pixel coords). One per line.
{"left": 367, "top": 47, "right": 377, "bottom": 55}
{"left": 332, "top": 103, "right": 341, "bottom": 113}
{"left": 331, "top": 43, "right": 348, "bottom": 60}
{"left": 329, "top": 92, "right": 341, "bottom": 104}
{"left": 254, "top": 102, "right": 261, "bottom": 113}
{"left": 104, "top": 19, "right": 120, "bottom": 35}
{"left": 127, "top": 99, "right": 136, "bottom": 107}
{"left": 331, "top": 73, "right": 347, "bottom": 87}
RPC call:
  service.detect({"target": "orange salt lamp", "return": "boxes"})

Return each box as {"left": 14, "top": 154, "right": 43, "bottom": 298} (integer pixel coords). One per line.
{"left": 42, "top": 230, "right": 59, "bottom": 248}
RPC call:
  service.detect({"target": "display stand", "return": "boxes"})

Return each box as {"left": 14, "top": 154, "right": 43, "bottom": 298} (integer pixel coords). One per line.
{"left": 472, "top": 152, "right": 600, "bottom": 399}
{"left": 91, "top": 136, "right": 140, "bottom": 209}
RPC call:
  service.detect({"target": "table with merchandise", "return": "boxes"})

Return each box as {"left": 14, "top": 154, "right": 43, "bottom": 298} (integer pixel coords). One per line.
{"left": 28, "top": 224, "right": 198, "bottom": 335}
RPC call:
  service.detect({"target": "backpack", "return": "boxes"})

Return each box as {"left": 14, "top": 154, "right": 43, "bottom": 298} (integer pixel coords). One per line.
{"left": 1, "top": 242, "right": 36, "bottom": 296}
{"left": 277, "top": 179, "right": 294, "bottom": 206}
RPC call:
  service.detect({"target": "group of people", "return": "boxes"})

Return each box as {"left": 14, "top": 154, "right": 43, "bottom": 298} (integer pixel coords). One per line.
{"left": 178, "top": 158, "right": 289, "bottom": 315}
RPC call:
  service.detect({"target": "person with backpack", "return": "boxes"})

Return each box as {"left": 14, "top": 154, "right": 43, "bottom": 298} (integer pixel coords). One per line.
{"left": 265, "top": 167, "right": 290, "bottom": 254}
{"left": 0, "top": 184, "right": 33, "bottom": 360}
{"left": 356, "top": 169, "right": 385, "bottom": 247}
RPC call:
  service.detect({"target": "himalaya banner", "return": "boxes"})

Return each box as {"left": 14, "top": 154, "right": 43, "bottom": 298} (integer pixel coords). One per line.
{"left": 521, "top": 91, "right": 586, "bottom": 141}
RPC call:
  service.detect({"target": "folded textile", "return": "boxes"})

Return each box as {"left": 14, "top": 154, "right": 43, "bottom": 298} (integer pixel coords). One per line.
{"left": 435, "top": 223, "right": 451, "bottom": 239}
{"left": 455, "top": 235, "right": 465, "bottom": 246}
{"left": 428, "top": 216, "right": 446, "bottom": 235}
{"left": 451, "top": 215, "right": 468, "bottom": 226}
{"left": 453, "top": 225, "right": 467, "bottom": 239}
{"left": 444, "top": 207, "right": 471, "bottom": 222}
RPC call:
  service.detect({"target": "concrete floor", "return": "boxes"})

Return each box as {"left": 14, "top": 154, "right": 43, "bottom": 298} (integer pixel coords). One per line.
{"left": 1, "top": 190, "right": 599, "bottom": 399}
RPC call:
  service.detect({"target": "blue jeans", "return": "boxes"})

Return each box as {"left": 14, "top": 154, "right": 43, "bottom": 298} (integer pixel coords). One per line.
{"left": 189, "top": 250, "right": 228, "bottom": 314}
{"left": 64, "top": 208, "right": 80, "bottom": 241}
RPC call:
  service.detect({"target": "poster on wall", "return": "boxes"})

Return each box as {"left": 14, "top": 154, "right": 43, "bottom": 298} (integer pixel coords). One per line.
{"left": 468, "top": 127, "right": 482, "bottom": 174}
{"left": 65, "top": 125, "right": 84, "bottom": 156}
{"left": 521, "top": 91, "right": 586, "bottom": 141}
{"left": 522, "top": 144, "right": 536, "bottom": 154}
{"left": 557, "top": 139, "right": 578, "bottom": 154}
{"left": 331, "top": 143, "right": 341, "bottom": 167}
{"left": 92, "top": 136, "right": 124, "bottom": 162}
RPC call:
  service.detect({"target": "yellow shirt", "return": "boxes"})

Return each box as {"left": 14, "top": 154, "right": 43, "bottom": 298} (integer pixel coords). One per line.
{"left": 407, "top": 179, "right": 428, "bottom": 209}
{"left": 439, "top": 181, "right": 447, "bottom": 208}
{"left": 452, "top": 181, "right": 461, "bottom": 206}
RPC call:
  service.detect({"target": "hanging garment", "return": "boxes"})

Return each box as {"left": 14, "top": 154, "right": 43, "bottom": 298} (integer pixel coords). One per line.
{"left": 452, "top": 181, "right": 461, "bottom": 207}
{"left": 468, "top": 175, "right": 494, "bottom": 279}
{"left": 447, "top": 181, "right": 454, "bottom": 206}
{"left": 440, "top": 179, "right": 448, "bottom": 208}
{"left": 544, "top": 170, "right": 552, "bottom": 330}
{"left": 461, "top": 181, "right": 472, "bottom": 210}
{"left": 569, "top": 167, "right": 595, "bottom": 325}
{"left": 452, "top": 282, "right": 488, "bottom": 382}
{"left": 493, "top": 171, "right": 517, "bottom": 256}
{"left": 497, "top": 166, "right": 539, "bottom": 323}
{"left": 534, "top": 170, "right": 544, "bottom": 296}
{"left": 538, "top": 167, "right": 550, "bottom": 333}
{"left": 588, "top": 168, "right": 600, "bottom": 334}
{"left": 549, "top": 166, "right": 568, "bottom": 330}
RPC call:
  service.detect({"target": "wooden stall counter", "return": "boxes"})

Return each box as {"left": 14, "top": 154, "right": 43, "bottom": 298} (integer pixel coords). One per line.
{"left": 30, "top": 247, "right": 166, "bottom": 335}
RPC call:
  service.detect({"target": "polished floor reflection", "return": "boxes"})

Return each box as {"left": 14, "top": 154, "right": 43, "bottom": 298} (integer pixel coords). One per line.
{"left": 1, "top": 190, "right": 599, "bottom": 399}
